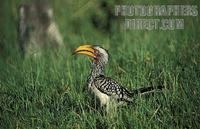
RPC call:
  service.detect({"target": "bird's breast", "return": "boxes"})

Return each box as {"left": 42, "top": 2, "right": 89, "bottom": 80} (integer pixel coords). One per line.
{"left": 90, "top": 82, "right": 110, "bottom": 106}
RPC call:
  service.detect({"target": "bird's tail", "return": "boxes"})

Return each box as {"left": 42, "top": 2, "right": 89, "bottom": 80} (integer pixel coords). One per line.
{"left": 131, "top": 85, "right": 163, "bottom": 96}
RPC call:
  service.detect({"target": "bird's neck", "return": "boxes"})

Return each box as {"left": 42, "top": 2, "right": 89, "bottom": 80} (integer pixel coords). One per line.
{"left": 87, "top": 62, "right": 105, "bottom": 89}
{"left": 87, "top": 63, "right": 104, "bottom": 89}
{"left": 90, "top": 63, "right": 104, "bottom": 78}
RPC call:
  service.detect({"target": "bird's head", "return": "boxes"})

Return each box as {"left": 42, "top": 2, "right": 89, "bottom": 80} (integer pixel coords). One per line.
{"left": 74, "top": 45, "right": 109, "bottom": 65}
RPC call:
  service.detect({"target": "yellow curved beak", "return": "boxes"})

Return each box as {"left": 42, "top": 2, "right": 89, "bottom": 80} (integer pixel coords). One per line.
{"left": 74, "top": 45, "right": 96, "bottom": 58}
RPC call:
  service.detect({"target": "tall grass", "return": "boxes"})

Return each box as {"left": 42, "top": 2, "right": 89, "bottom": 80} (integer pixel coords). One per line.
{"left": 0, "top": 0, "right": 199, "bottom": 128}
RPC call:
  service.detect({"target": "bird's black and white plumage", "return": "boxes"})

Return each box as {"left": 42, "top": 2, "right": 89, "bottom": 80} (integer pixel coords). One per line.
{"left": 74, "top": 45, "right": 162, "bottom": 106}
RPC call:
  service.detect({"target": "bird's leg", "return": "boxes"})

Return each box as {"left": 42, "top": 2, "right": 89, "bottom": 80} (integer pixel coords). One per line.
{"left": 106, "top": 99, "right": 118, "bottom": 118}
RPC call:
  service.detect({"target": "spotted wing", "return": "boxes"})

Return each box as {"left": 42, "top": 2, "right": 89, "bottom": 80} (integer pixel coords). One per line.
{"left": 93, "top": 75, "right": 133, "bottom": 102}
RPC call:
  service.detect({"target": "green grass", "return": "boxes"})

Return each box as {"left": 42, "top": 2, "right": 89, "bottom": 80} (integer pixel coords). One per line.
{"left": 0, "top": 0, "right": 200, "bottom": 128}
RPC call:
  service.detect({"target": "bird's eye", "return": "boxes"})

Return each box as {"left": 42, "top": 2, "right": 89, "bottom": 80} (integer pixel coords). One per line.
{"left": 93, "top": 49, "right": 100, "bottom": 63}
{"left": 94, "top": 49, "right": 100, "bottom": 56}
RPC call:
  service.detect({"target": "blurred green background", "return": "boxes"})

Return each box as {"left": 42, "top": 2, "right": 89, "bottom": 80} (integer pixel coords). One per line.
{"left": 0, "top": 0, "right": 199, "bottom": 128}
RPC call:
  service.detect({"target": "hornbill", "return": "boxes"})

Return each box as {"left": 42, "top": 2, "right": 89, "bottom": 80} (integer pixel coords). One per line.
{"left": 74, "top": 45, "right": 163, "bottom": 106}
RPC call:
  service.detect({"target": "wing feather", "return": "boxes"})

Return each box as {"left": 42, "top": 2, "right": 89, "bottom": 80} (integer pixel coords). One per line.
{"left": 93, "top": 75, "right": 133, "bottom": 102}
